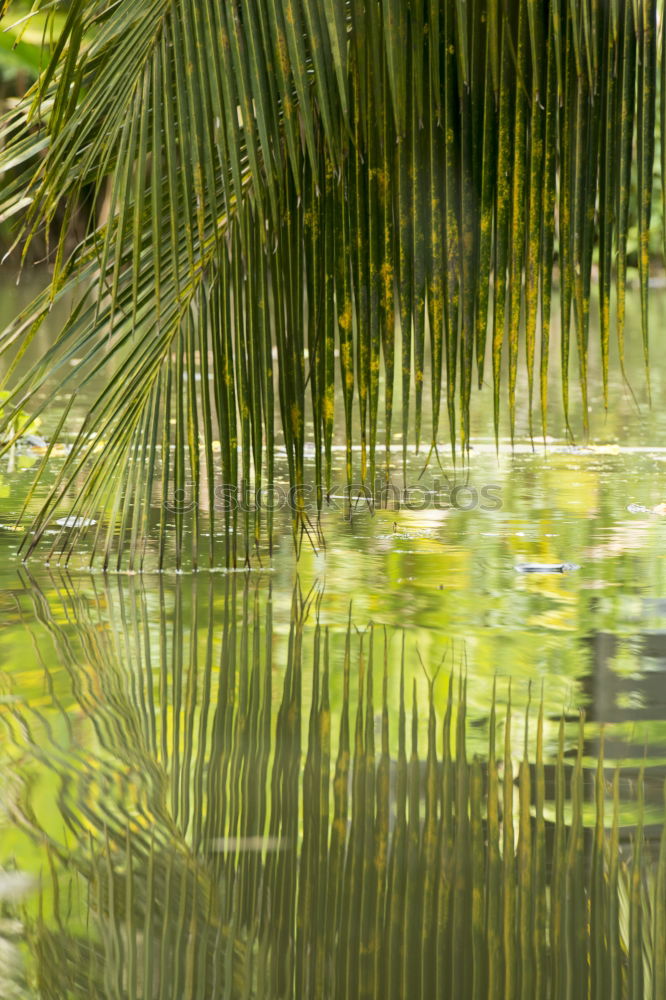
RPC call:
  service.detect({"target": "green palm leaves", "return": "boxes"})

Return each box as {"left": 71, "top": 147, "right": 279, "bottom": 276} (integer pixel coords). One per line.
{"left": 0, "top": 0, "right": 661, "bottom": 565}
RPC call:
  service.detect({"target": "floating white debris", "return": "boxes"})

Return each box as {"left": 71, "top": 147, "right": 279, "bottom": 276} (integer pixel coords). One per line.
{"left": 0, "top": 918, "right": 22, "bottom": 938}
{"left": 0, "top": 937, "right": 22, "bottom": 1000}
{"left": 17, "top": 433, "right": 48, "bottom": 449}
{"left": 516, "top": 562, "right": 580, "bottom": 574}
{"left": 55, "top": 516, "right": 97, "bottom": 529}
{"left": 0, "top": 871, "right": 37, "bottom": 902}
{"left": 627, "top": 503, "right": 664, "bottom": 515}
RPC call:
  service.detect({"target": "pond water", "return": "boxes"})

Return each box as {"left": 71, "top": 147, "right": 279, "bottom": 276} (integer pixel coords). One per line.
{"left": 2, "top": 276, "right": 666, "bottom": 997}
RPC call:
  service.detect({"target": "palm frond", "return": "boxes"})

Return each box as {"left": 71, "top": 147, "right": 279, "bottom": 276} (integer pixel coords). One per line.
{"left": 0, "top": 0, "right": 661, "bottom": 565}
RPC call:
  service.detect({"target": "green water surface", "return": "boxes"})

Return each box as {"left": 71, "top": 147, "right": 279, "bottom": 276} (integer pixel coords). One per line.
{"left": 2, "top": 278, "right": 666, "bottom": 997}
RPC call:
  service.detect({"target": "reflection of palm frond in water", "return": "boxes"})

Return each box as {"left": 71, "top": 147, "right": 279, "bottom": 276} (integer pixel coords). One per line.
{"left": 4, "top": 574, "right": 666, "bottom": 998}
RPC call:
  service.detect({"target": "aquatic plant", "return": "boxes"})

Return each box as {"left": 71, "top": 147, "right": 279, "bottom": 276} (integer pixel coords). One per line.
{"left": 0, "top": 0, "right": 662, "bottom": 565}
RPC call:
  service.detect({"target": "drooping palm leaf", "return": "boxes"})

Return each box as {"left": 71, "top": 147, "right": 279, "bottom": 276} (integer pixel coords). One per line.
{"left": 0, "top": 0, "right": 661, "bottom": 566}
